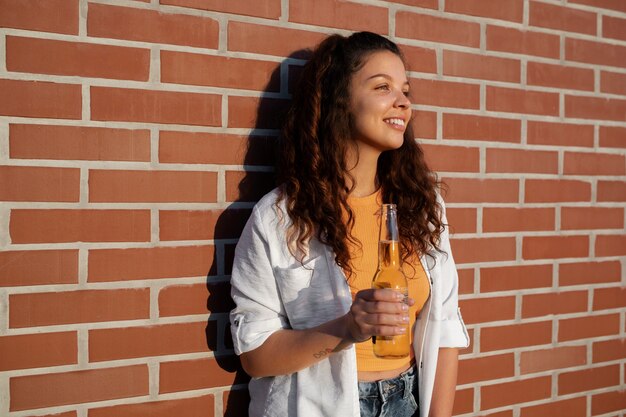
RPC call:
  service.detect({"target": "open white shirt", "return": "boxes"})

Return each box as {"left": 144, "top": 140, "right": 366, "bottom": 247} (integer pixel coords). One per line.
{"left": 230, "top": 188, "right": 470, "bottom": 417}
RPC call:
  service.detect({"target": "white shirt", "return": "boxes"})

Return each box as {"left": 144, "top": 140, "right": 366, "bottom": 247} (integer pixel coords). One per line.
{"left": 230, "top": 188, "right": 470, "bottom": 417}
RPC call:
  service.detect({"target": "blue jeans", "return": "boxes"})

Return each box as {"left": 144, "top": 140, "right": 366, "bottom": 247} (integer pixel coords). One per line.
{"left": 358, "top": 365, "right": 419, "bottom": 417}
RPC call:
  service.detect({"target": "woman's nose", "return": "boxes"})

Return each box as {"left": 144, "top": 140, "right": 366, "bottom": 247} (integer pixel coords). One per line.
{"left": 395, "top": 90, "right": 411, "bottom": 108}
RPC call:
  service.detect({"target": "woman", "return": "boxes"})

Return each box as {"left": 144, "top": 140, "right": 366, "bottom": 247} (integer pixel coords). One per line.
{"left": 230, "top": 31, "right": 469, "bottom": 417}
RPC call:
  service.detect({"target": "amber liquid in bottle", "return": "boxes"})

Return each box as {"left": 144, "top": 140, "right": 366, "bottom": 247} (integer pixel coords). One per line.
{"left": 372, "top": 204, "right": 410, "bottom": 359}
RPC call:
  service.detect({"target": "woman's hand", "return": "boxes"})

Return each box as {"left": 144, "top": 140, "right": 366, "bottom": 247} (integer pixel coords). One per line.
{"left": 345, "top": 289, "right": 414, "bottom": 342}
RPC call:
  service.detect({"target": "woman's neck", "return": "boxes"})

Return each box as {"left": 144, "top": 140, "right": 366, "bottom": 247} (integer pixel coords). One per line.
{"left": 346, "top": 145, "right": 380, "bottom": 198}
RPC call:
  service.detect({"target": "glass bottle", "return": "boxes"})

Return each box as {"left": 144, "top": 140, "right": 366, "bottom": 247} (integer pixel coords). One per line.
{"left": 372, "top": 203, "right": 410, "bottom": 358}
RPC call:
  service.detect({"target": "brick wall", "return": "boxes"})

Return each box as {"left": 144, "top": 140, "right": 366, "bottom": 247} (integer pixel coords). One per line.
{"left": 0, "top": 0, "right": 624, "bottom": 416}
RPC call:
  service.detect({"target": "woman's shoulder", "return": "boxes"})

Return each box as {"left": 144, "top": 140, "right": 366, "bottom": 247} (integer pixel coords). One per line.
{"left": 252, "top": 187, "right": 285, "bottom": 216}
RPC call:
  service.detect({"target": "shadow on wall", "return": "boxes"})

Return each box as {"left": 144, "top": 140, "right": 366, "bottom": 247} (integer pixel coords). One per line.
{"left": 205, "top": 48, "right": 312, "bottom": 417}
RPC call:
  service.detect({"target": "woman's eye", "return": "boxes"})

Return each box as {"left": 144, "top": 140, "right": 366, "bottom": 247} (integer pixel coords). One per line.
{"left": 376, "top": 84, "right": 390, "bottom": 91}
{"left": 403, "top": 91, "right": 410, "bottom": 97}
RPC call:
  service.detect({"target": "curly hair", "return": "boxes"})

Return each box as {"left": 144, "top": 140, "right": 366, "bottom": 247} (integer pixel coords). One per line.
{"left": 277, "top": 31, "right": 444, "bottom": 278}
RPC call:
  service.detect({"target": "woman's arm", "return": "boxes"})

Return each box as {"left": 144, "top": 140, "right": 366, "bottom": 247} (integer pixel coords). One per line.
{"left": 428, "top": 348, "right": 459, "bottom": 417}
{"left": 240, "top": 289, "right": 411, "bottom": 378}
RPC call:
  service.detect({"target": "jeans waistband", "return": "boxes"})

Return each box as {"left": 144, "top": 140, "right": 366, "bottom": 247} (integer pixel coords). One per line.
{"left": 358, "top": 365, "right": 416, "bottom": 403}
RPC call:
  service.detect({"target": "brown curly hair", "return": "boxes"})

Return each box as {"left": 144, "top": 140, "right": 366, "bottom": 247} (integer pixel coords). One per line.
{"left": 277, "top": 31, "right": 444, "bottom": 278}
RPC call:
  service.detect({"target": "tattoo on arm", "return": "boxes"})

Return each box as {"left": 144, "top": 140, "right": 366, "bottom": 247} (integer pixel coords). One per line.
{"left": 313, "top": 348, "right": 333, "bottom": 359}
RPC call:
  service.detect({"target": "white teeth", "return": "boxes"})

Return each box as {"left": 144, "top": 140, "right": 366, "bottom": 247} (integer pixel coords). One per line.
{"left": 385, "top": 118, "right": 405, "bottom": 126}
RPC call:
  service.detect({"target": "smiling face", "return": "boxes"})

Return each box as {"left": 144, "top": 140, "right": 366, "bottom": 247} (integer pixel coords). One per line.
{"left": 348, "top": 50, "right": 412, "bottom": 157}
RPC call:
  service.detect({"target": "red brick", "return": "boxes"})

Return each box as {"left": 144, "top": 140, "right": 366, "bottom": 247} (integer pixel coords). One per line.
{"left": 88, "top": 245, "right": 215, "bottom": 282}
{"left": 566, "top": 95, "right": 626, "bottom": 122}
{"left": 530, "top": 1, "right": 597, "bottom": 35}
{"left": 159, "top": 281, "right": 234, "bottom": 317}
{"left": 91, "top": 86, "right": 221, "bottom": 126}
{"left": 445, "top": 0, "right": 523, "bottom": 22}
{"left": 591, "top": 389, "right": 626, "bottom": 415}
{"left": 228, "top": 21, "right": 326, "bottom": 58}
{"left": 396, "top": 12, "right": 480, "bottom": 47}
{"left": 522, "top": 290, "right": 588, "bottom": 318}
{"left": 596, "top": 235, "right": 626, "bottom": 257}
{"left": 445, "top": 208, "right": 477, "bottom": 234}
{"left": 228, "top": 96, "right": 290, "bottom": 129}
{"left": 400, "top": 45, "right": 437, "bottom": 74}
{"left": 413, "top": 111, "right": 437, "bottom": 139}
{"left": 451, "top": 237, "right": 516, "bottom": 264}
{"left": 10, "top": 124, "right": 150, "bottom": 161}
{"left": 443, "top": 50, "right": 520, "bottom": 82}
{"left": 479, "top": 412, "right": 513, "bottom": 417}
{"left": 88, "top": 3, "right": 218, "bottom": 48}
{"left": 0, "top": 0, "right": 78, "bottom": 34}
{"left": 443, "top": 114, "right": 521, "bottom": 143}
{"left": 562, "top": 207, "right": 624, "bottom": 230}
{"left": 521, "top": 397, "right": 587, "bottom": 417}
{"left": 411, "top": 78, "right": 480, "bottom": 109}
{"left": 31, "top": 412, "right": 77, "bottom": 417}
{"left": 161, "top": 51, "right": 279, "bottom": 92}
{"left": 0, "top": 332, "right": 77, "bottom": 371}
{"left": 527, "top": 61, "right": 594, "bottom": 91}
{"left": 521, "top": 345, "right": 587, "bottom": 374}
{"left": 487, "top": 86, "right": 559, "bottom": 116}
{"left": 10, "top": 209, "right": 151, "bottom": 243}
{"left": 443, "top": 178, "right": 519, "bottom": 203}
{"left": 565, "top": 151, "right": 625, "bottom": 175}
{"left": 486, "top": 148, "right": 558, "bottom": 174}
{"left": 569, "top": 0, "right": 626, "bottom": 13}
{"left": 10, "top": 365, "right": 148, "bottom": 411}
{"left": 600, "top": 126, "right": 626, "bottom": 148}
{"left": 89, "top": 321, "right": 210, "bottom": 361}
{"left": 598, "top": 181, "right": 626, "bottom": 202}
{"left": 89, "top": 170, "right": 217, "bottom": 203}
{"left": 6, "top": 36, "right": 149, "bottom": 81}
{"left": 160, "top": 209, "right": 251, "bottom": 241}
{"left": 9, "top": 289, "right": 149, "bottom": 328}
{"left": 481, "top": 321, "right": 552, "bottom": 352}
{"left": 601, "top": 71, "right": 626, "bottom": 96}
{"left": 603, "top": 15, "right": 626, "bottom": 41}
{"left": 89, "top": 395, "right": 215, "bottom": 417}
{"left": 559, "top": 313, "right": 620, "bottom": 342}
{"left": 594, "top": 287, "right": 626, "bottom": 311}
{"left": 390, "top": 0, "right": 437, "bottom": 8}
{"left": 223, "top": 390, "right": 250, "bottom": 417}
{"left": 159, "top": 131, "right": 274, "bottom": 166}
{"left": 225, "top": 171, "right": 276, "bottom": 203}
{"left": 559, "top": 364, "right": 620, "bottom": 395}
{"left": 459, "top": 297, "right": 516, "bottom": 324}
{"left": 160, "top": 356, "right": 248, "bottom": 393}
{"left": 458, "top": 354, "right": 514, "bottom": 385}
{"left": 523, "top": 235, "right": 589, "bottom": 260}
{"left": 481, "top": 377, "right": 551, "bottom": 409}
{"left": 161, "top": 0, "right": 279, "bottom": 18}
{"left": 0, "top": 166, "right": 79, "bottom": 202}
{"left": 483, "top": 208, "right": 555, "bottom": 232}
{"left": 560, "top": 261, "right": 621, "bottom": 286}
{"left": 0, "top": 250, "right": 78, "bottom": 287}
{"left": 452, "top": 388, "right": 474, "bottom": 415}
{"left": 566, "top": 38, "right": 626, "bottom": 68}
{"left": 481, "top": 264, "right": 553, "bottom": 292}
{"left": 487, "top": 25, "right": 560, "bottom": 59}
{"left": 421, "top": 144, "right": 480, "bottom": 173}
{"left": 0, "top": 79, "right": 81, "bottom": 119}
{"left": 525, "top": 179, "right": 591, "bottom": 203}
{"left": 458, "top": 268, "right": 475, "bottom": 294}
{"left": 593, "top": 338, "right": 626, "bottom": 363}
{"left": 289, "top": 0, "right": 387, "bottom": 32}
{"left": 527, "top": 121, "right": 595, "bottom": 148}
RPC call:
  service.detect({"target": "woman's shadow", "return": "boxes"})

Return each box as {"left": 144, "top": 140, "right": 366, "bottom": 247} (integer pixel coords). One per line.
{"left": 206, "top": 48, "right": 311, "bottom": 417}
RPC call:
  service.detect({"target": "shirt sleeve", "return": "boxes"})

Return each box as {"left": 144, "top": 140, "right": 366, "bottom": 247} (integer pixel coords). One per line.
{"left": 437, "top": 197, "right": 471, "bottom": 349}
{"left": 229, "top": 205, "right": 289, "bottom": 355}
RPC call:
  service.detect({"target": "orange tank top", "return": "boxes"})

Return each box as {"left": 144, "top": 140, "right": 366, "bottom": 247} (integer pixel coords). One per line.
{"left": 346, "top": 190, "right": 430, "bottom": 372}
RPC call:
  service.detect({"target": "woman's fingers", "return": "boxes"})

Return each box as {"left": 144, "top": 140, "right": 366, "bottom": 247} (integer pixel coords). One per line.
{"left": 347, "top": 288, "right": 411, "bottom": 340}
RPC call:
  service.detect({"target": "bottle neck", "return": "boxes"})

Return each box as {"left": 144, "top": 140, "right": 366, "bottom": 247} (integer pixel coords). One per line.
{"left": 378, "top": 240, "right": 401, "bottom": 269}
